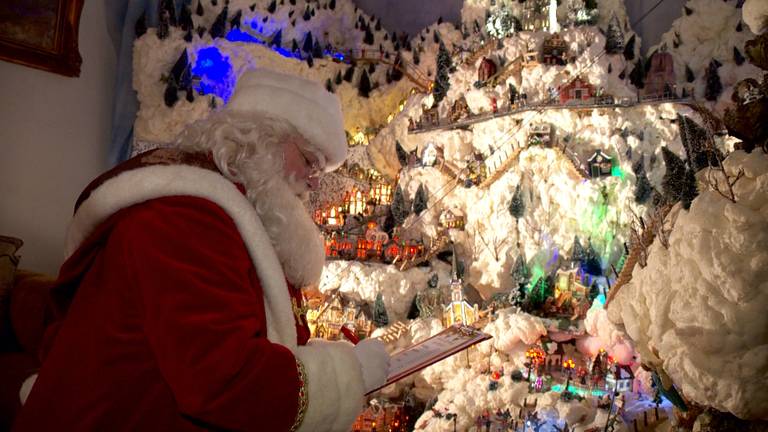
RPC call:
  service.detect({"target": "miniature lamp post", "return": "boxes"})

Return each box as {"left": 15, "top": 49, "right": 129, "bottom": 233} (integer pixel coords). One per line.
{"left": 562, "top": 358, "right": 575, "bottom": 392}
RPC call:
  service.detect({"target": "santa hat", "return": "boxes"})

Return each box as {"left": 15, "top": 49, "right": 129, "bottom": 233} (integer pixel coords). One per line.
{"left": 227, "top": 69, "right": 348, "bottom": 172}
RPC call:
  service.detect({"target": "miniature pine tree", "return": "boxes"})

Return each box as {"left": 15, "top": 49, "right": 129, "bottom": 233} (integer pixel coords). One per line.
{"left": 170, "top": 49, "right": 189, "bottom": 87}
{"left": 363, "top": 25, "right": 375, "bottom": 45}
{"left": 302, "top": 6, "right": 311, "bottom": 21}
{"left": 413, "top": 49, "right": 421, "bottom": 65}
{"left": 289, "top": 9, "right": 294, "bottom": 18}
{"left": 328, "top": 0, "right": 335, "bottom": 10}
{"left": 375, "top": 18, "right": 382, "bottom": 31}
{"left": 679, "top": 115, "right": 722, "bottom": 171}
{"left": 183, "top": 28, "right": 193, "bottom": 42}
{"left": 623, "top": 34, "right": 636, "bottom": 61}
{"left": 734, "top": 47, "right": 745, "bottom": 66}
{"left": 249, "top": 3, "right": 256, "bottom": 12}
{"left": 433, "top": 30, "right": 440, "bottom": 44}
{"left": 412, "top": 184, "right": 428, "bottom": 215}
{"left": 135, "top": 12, "right": 148, "bottom": 38}
{"left": 196, "top": 1, "right": 204, "bottom": 16}
{"left": 508, "top": 184, "right": 525, "bottom": 220}
{"left": 607, "top": 63, "right": 612, "bottom": 74}
{"left": 325, "top": 78, "right": 333, "bottom": 92}
{"left": 684, "top": 5, "right": 693, "bottom": 16}
{"left": 510, "top": 255, "right": 530, "bottom": 293}
{"left": 629, "top": 58, "right": 645, "bottom": 89}
{"left": 407, "top": 295, "right": 420, "bottom": 319}
{"left": 618, "top": 68, "right": 626, "bottom": 80}
{"left": 179, "top": 4, "right": 193, "bottom": 31}
{"left": 736, "top": 20, "right": 743, "bottom": 32}
{"left": 633, "top": 159, "right": 653, "bottom": 204}
{"left": 428, "top": 273, "right": 439, "bottom": 288}
{"left": 685, "top": 64, "right": 695, "bottom": 83}
{"left": 211, "top": 0, "right": 217, "bottom": 6}
{"left": 704, "top": 59, "right": 723, "bottom": 101}
{"left": 291, "top": 38, "right": 299, "bottom": 53}
{"left": 157, "top": 10, "right": 170, "bottom": 39}
{"left": 571, "top": 236, "right": 586, "bottom": 265}
{"left": 209, "top": 6, "right": 228, "bottom": 39}
{"left": 302, "top": 32, "right": 313, "bottom": 54}
{"left": 197, "top": 26, "right": 206, "bottom": 38}
{"left": 604, "top": 14, "right": 624, "bottom": 54}
{"left": 583, "top": 241, "right": 602, "bottom": 276}
{"left": 661, "top": 146, "right": 698, "bottom": 209}
{"left": 160, "top": 0, "right": 177, "bottom": 27}
{"left": 310, "top": 7, "right": 315, "bottom": 17}
{"left": 271, "top": 29, "right": 282, "bottom": 47}
{"left": 164, "top": 80, "right": 179, "bottom": 107}
{"left": 185, "top": 86, "right": 194, "bottom": 102}
{"left": 373, "top": 292, "right": 389, "bottom": 327}
{"left": 382, "top": 209, "right": 396, "bottom": 236}
{"left": 395, "top": 141, "right": 408, "bottom": 167}
{"left": 358, "top": 69, "right": 371, "bottom": 97}
{"left": 433, "top": 41, "right": 452, "bottom": 104}
{"left": 343, "top": 64, "right": 355, "bottom": 82}
{"left": 391, "top": 185, "right": 410, "bottom": 226}
{"left": 305, "top": 55, "right": 314, "bottom": 68}
{"left": 312, "top": 40, "right": 323, "bottom": 58}
{"left": 230, "top": 9, "right": 242, "bottom": 30}
{"left": 334, "top": 71, "right": 342, "bottom": 85}
{"left": 368, "top": 62, "right": 376, "bottom": 74}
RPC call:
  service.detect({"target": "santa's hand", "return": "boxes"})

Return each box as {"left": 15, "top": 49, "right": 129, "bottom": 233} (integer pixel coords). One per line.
{"left": 353, "top": 338, "right": 390, "bottom": 393}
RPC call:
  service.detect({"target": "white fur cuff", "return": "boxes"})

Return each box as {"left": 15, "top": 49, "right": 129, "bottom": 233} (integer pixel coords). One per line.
{"left": 293, "top": 339, "right": 365, "bottom": 432}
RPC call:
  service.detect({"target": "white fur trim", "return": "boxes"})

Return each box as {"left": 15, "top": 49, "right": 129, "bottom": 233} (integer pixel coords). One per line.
{"left": 19, "top": 373, "right": 37, "bottom": 405}
{"left": 228, "top": 69, "right": 347, "bottom": 171}
{"left": 294, "top": 339, "right": 365, "bottom": 432}
{"left": 65, "top": 165, "right": 297, "bottom": 349}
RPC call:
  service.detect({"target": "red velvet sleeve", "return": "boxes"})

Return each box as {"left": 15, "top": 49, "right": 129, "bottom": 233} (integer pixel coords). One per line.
{"left": 110, "top": 196, "right": 301, "bottom": 431}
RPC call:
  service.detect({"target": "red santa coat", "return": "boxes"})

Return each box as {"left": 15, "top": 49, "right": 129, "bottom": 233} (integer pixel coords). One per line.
{"left": 13, "top": 150, "right": 365, "bottom": 431}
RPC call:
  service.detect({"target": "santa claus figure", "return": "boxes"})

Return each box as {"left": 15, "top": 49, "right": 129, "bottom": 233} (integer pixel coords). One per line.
{"left": 14, "top": 70, "right": 389, "bottom": 431}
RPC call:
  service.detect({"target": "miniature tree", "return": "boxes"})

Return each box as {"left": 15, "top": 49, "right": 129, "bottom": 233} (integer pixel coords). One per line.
{"left": 685, "top": 64, "right": 695, "bottom": 83}
{"left": 267, "top": 0, "right": 277, "bottom": 13}
{"left": 412, "top": 183, "right": 428, "bottom": 215}
{"left": 164, "top": 80, "right": 179, "bottom": 107}
{"left": 509, "top": 184, "right": 525, "bottom": 247}
{"left": 623, "top": 34, "right": 636, "bottom": 61}
{"left": 583, "top": 241, "right": 602, "bottom": 276}
{"left": 179, "top": 4, "right": 194, "bottom": 31}
{"left": 661, "top": 147, "right": 698, "bottom": 209}
{"left": 407, "top": 294, "right": 420, "bottom": 319}
{"left": 510, "top": 255, "right": 530, "bottom": 305}
{"left": 704, "top": 59, "right": 723, "bottom": 101}
{"left": 302, "top": 32, "right": 313, "bottom": 54}
{"left": 302, "top": 6, "right": 311, "bottom": 21}
{"left": 391, "top": 185, "right": 410, "bottom": 226}
{"left": 325, "top": 78, "right": 334, "bottom": 93}
{"left": 395, "top": 140, "right": 409, "bottom": 167}
{"left": 629, "top": 58, "right": 645, "bottom": 89}
{"left": 733, "top": 47, "right": 745, "bottom": 66}
{"left": 160, "top": 0, "right": 177, "bottom": 26}
{"left": 363, "top": 24, "right": 375, "bottom": 45}
{"left": 196, "top": 1, "right": 204, "bottom": 16}
{"left": 157, "top": 10, "right": 171, "bottom": 40}
{"left": 571, "top": 236, "right": 586, "bottom": 266}
{"left": 632, "top": 159, "right": 653, "bottom": 204}
{"left": 433, "top": 41, "right": 453, "bottom": 105}
{"left": 271, "top": 29, "right": 282, "bottom": 48}
{"left": 678, "top": 115, "right": 722, "bottom": 172}
{"left": 373, "top": 292, "right": 389, "bottom": 327}
{"left": 312, "top": 40, "right": 323, "bottom": 59}
{"left": 343, "top": 64, "right": 355, "bottom": 82}
{"left": 209, "top": 6, "right": 228, "bottom": 39}
{"left": 230, "top": 9, "right": 242, "bottom": 30}
{"left": 334, "top": 70, "right": 342, "bottom": 85}
{"left": 358, "top": 69, "right": 371, "bottom": 97}
{"left": 328, "top": 0, "right": 335, "bottom": 10}
{"left": 604, "top": 14, "right": 624, "bottom": 54}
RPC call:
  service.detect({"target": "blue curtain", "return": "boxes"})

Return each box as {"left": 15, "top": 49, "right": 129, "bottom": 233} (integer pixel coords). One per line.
{"left": 104, "top": 0, "right": 160, "bottom": 166}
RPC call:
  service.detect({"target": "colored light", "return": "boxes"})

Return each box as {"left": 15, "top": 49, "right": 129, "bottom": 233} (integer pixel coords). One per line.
{"left": 192, "top": 46, "right": 235, "bottom": 102}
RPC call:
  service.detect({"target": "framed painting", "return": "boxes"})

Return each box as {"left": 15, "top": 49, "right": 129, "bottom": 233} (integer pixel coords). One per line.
{"left": 0, "top": 0, "right": 85, "bottom": 77}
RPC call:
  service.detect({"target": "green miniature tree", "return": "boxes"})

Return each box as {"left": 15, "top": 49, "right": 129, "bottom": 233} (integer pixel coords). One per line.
{"left": 373, "top": 292, "right": 389, "bottom": 327}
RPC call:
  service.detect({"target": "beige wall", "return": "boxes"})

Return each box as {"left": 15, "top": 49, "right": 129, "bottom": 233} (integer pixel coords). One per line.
{"left": 0, "top": 0, "right": 116, "bottom": 274}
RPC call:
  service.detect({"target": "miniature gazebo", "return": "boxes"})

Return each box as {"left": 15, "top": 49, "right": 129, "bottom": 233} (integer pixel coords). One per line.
{"left": 587, "top": 150, "right": 614, "bottom": 178}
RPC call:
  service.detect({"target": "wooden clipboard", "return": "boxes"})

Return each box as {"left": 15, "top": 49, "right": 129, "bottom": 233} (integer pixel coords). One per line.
{"left": 366, "top": 324, "right": 492, "bottom": 395}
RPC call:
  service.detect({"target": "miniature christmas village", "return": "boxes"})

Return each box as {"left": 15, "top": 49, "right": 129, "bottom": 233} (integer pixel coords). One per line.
{"left": 131, "top": 0, "right": 768, "bottom": 430}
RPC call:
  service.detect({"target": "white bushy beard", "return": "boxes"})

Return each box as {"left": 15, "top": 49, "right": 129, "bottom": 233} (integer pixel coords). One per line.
{"left": 242, "top": 167, "right": 325, "bottom": 289}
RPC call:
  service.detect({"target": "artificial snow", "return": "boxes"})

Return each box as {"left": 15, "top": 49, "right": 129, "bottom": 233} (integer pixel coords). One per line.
{"left": 608, "top": 151, "right": 768, "bottom": 420}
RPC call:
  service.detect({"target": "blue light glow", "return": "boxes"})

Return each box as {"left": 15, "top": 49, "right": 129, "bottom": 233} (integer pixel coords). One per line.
{"left": 226, "top": 28, "right": 262, "bottom": 44}
{"left": 192, "top": 47, "right": 235, "bottom": 102}
{"left": 595, "top": 293, "right": 606, "bottom": 306}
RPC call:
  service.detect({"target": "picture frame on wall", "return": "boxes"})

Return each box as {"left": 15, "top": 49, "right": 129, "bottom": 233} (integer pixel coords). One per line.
{"left": 0, "top": 0, "right": 85, "bottom": 77}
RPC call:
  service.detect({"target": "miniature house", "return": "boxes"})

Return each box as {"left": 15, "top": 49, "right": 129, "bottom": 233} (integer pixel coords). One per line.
{"left": 439, "top": 208, "right": 466, "bottom": 230}
{"left": 528, "top": 123, "right": 555, "bottom": 147}
{"left": 542, "top": 33, "right": 567, "bottom": 65}
{"left": 606, "top": 364, "right": 635, "bottom": 393}
{"left": 443, "top": 246, "right": 479, "bottom": 327}
{"left": 644, "top": 50, "right": 676, "bottom": 98}
{"left": 422, "top": 105, "right": 439, "bottom": 126}
{"left": 587, "top": 150, "right": 614, "bottom": 178}
{"left": 522, "top": 0, "right": 559, "bottom": 33}
{"left": 523, "top": 50, "right": 539, "bottom": 68}
{"left": 450, "top": 96, "right": 470, "bottom": 123}
{"left": 554, "top": 268, "right": 588, "bottom": 300}
{"left": 421, "top": 142, "right": 439, "bottom": 166}
{"left": 559, "top": 76, "right": 594, "bottom": 104}
{"left": 478, "top": 57, "right": 498, "bottom": 82}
